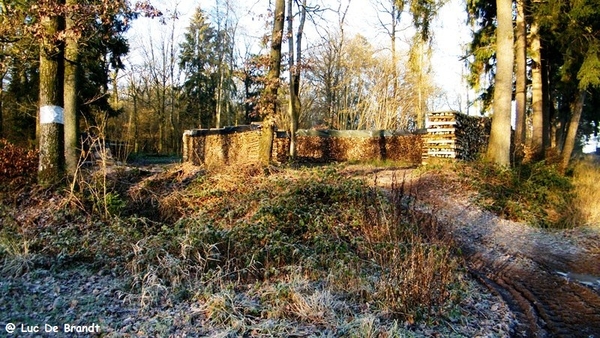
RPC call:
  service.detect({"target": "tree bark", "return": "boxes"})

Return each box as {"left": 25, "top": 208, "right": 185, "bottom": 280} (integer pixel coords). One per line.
{"left": 485, "top": 0, "right": 514, "bottom": 166}
{"left": 541, "top": 52, "right": 551, "bottom": 150}
{"left": 38, "top": 3, "right": 65, "bottom": 186}
{"left": 514, "top": 0, "right": 527, "bottom": 161}
{"left": 0, "top": 71, "right": 4, "bottom": 138}
{"left": 259, "top": 0, "right": 285, "bottom": 165}
{"left": 64, "top": 0, "right": 80, "bottom": 176}
{"left": 288, "top": 0, "right": 306, "bottom": 159}
{"left": 559, "top": 90, "right": 586, "bottom": 173}
{"left": 530, "top": 22, "right": 545, "bottom": 160}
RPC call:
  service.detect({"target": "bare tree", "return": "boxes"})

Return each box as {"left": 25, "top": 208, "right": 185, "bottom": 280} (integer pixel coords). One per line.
{"left": 287, "top": 0, "right": 307, "bottom": 158}
{"left": 259, "top": 0, "right": 285, "bottom": 165}
{"left": 136, "top": 7, "right": 183, "bottom": 154}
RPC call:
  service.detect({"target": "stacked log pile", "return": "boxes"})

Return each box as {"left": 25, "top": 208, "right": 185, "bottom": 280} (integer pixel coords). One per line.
{"left": 454, "top": 113, "right": 491, "bottom": 161}
{"left": 273, "top": 131, "right": 290, "bottom": 164}
{"left": 182, "top": 116, "right": 488, "bottom": 166}
{"left": 183, "top": 126, "right": 260, "bottom": 167}
{"left": 385, "top": 132, "right": 424, "bottom": 164}
{"left": 424, "top": 111, "right": 457, "bottom": 159}
{"left": 423, "top": 112, "right": 490, "bottom": 161}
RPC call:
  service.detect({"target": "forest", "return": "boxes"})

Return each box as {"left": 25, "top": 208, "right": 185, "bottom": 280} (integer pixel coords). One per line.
{"left": 2, "top": 0, "right": 600, "bottom": 336}
{"left": 1, "top": 0, "right": 599, "bottom": 175}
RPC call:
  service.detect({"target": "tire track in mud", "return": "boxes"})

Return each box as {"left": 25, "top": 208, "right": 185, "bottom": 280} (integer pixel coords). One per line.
{"left": 464, "top": 248, "right": 600, "bottom": 337}
{"left": 431, "top": 202, "right": 600, "bottom": 338}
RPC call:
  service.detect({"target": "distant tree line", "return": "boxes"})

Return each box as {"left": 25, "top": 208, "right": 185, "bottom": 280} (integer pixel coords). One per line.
{"left": 2, "top": 0, "right": 598, "bottom": 183}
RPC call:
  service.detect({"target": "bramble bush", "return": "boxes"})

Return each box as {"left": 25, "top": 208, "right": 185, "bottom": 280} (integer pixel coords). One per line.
{"left": 0, "top": 139, "right": 38, "bottom": 192}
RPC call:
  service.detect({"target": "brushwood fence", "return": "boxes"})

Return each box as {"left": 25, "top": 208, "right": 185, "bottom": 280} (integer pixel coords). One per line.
{"left": 294, "top": 129, "right": 425, "bottom": 164}
{"left": 182, "top": 112, "right": 490, "bottom": 167}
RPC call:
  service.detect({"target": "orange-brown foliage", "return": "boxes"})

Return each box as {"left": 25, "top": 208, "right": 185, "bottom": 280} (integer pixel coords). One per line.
{"left": 0, "top": 139, "right": 38, "bottom": 189}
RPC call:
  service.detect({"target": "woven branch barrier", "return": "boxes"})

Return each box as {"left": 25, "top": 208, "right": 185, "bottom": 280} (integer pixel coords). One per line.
{"left": 183, "top": 112, "right": 489, "bottom": 167}
{"left": 293, "top": 129, "right": 424, "bottom": 164}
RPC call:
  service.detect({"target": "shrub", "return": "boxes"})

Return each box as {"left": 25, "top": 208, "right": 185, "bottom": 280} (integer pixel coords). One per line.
{"left": 467, "top": 161, "right": 581, "bottom": 228}
{"left": 1, "top": 163, "right": 465, "bottom": 325}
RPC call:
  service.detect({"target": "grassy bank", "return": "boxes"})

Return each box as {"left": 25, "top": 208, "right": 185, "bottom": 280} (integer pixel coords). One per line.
{"left": 460, "top": 158, "right": 600, "bottom": 229}
{"left": 0, "top": 160, "right": 501, "bottom": 335}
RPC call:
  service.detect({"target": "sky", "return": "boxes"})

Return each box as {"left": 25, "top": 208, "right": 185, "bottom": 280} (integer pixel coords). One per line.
{"left": 125, "top": 0, "right": 473, "bottom": 112}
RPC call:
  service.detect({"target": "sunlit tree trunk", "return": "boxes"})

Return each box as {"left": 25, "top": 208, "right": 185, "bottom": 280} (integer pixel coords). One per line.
{"left": 167, "top": 16, "right": 177, "bottom": 151}
{"left": 38, "top": 3, "right": 65, "bottom": 185}
{"left": 259, "top": 0, "right": 285, "bottom": 165}
{"left": 559, "top": 90, "right": 586, "bottom": 173}
{"left": 287, "top": 0, "right": 306, "bottom": 159}
{"left": 541, "top": 53, "right": 551, "bottom": 150}
{"left": 64, "top": 0, "right": 80, "bottom": 176}
{"left": 127, "top": 78, "right": 139, "bottom": 154}
{"left": 485, "top": 0, "right": 514, "bottom": 166}
{"left": 410, "top": 37, "right": 428, "bottom": 129}
{"left": 530, "top": 22, "right": 545, "bottom": 160}
{"left": 0, "top": 70, "right": 4, "bottom": 138}
{"left": 514, "top": 0, "right": 527, "bottom": 161}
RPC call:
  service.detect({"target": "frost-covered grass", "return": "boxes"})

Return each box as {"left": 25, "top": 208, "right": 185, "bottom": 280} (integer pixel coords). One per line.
{"left": 0, "top": 162, "right": 514, "bottom": 336}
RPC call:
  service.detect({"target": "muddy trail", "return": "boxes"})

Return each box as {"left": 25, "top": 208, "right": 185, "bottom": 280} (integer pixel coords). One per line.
{"left": 464, "top": 240, "right": 600, "bottom": 337}
{"left": 344, "top": 166, "right": 600, "bottom": 338}
{"left": 418, "top": 182, "right": 600, "bottom": 337}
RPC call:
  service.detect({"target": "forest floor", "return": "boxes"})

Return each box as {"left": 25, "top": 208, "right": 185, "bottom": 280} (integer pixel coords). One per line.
{"left": 1, "top": 160, "right": 599, "bottom": 337}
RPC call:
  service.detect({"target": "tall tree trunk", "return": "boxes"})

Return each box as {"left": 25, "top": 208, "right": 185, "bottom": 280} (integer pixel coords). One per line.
{"left": 259, "top": 0, "right": 285, "bottom": 165}
{"left": 541, "top": 52, "right": 551, "bottom": 151}
{"left": 559, "top": 90, "right": 586, "bottom": 173}
{"left": 288, "top": 0, "right": 306, "bottom": 159}
{"left": 413, "top": 38, "right": 426, "bottom": 129}
{"left": 216, "top": 69, "right": 224, "bottom": 128}
{"left": 485, "top": 0, "right": 514, "bottom": 166}
{"left": 530, "top": 22, "right": 545, "bottom": 160}
{"left": 128, "top": 85, "right": 139, "bottom": 154}
{"left": 64, "top": 0, "right": 79, "bottom": 176}
{"left": 391, "top": 3, "right": 399, "bottom": 100}
{"left": 38, "top": 4, "right": 65, "bottom": 186}
{"left": 0, "top": 71, "right": 4, "bottom": 138}
{"left": 514, "top": 0, "right": 527, "bottom": 161}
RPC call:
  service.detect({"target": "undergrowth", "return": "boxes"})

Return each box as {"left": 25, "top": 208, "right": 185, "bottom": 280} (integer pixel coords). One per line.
{"left": 0, "top": 161, "right": 464, "bottom": 333}
{"left": 464, "top": 160, "right": 583, "bottom": 228}
{"left": 0, "top": 139, "right": 38, "bottom": 196}
{"left": 124, "top": 166, "right": 462, "bottom": 321}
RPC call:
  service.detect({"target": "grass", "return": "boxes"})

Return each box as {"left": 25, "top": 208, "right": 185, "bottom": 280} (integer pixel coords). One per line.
{"left": 345, "top": 158, "right": 417, "bottom": 168}
{"left": 0, "top": 159, "right": 470, "bottom": 335}
{"left": 571, "top": 157, "right": 600, "bottom": 227}
{"left": 462, "top": 160, "right": 583, "bottom": 229}
{"left": 123, "top": 166, "right": 462, "bottom": 319}
{"left": 450, "top": 155, "right": 600, "bottom": 229}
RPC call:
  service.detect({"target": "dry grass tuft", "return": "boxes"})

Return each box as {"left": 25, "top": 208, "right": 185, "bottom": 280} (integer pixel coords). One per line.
{"left": 0, "top": 238, "right": 35, "bottom": 277}
{"left": 572, "top": 158, "right": 600, "bottom": 227}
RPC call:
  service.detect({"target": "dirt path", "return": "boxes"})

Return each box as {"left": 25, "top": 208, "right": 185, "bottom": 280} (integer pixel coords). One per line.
{"left": 343, "top": 166, "right": 600, "bottom": 337}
